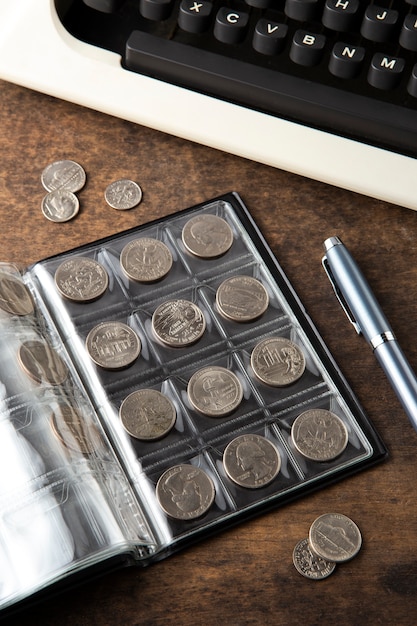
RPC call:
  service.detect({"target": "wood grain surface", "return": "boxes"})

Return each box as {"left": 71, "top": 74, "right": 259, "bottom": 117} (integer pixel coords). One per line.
{"left": 1, "top": 79, "right": 417, "bottom": 626}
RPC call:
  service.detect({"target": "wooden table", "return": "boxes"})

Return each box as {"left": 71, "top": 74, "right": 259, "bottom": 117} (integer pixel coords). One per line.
{"left": 1, "top": 78, "right": 417, "bottom": 626}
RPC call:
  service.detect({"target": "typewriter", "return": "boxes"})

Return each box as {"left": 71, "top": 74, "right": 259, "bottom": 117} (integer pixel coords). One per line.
{"left": 0, "top": 0, "right": 416, "bottom": 209}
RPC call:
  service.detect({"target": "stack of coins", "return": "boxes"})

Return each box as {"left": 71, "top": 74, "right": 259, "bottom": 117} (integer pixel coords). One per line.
{"left": 41, "top": 161, "right": 143, "bottom": 221}
{"left": 292, "top": 513, "right": 362, "bottom": 580}
{"left": 41, "top": 160, "right": 86, "bottom": 222}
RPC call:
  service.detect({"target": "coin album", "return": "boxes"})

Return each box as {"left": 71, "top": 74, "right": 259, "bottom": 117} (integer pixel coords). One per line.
{"left": 0, "top": 192, "right": 386, "bottom": 615}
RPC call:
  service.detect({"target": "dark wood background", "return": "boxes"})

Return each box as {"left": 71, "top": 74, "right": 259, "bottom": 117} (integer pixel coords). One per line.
{"left": 1, "top": 78, "right": 417, "bottom": 625}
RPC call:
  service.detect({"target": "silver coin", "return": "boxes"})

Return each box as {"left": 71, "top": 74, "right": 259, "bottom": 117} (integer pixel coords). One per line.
{"left": 0, "top": 272, "right": 34, "bottom": 316}
{"left": 41, "top": 189, "right": 80, "bottom": 222}
{"left": 187, "top": 366, "right": 243, "bottom": 417}
{"left": 156, "top": 464, "right": 215, "bottom": 520}
{"left": 309, "top": 513, "right": 362, "bottom": 563}
{"left": 251, "top": 337, "right": 305, "bottom": 387}
{"left": 51, "top": 403, "right": 101, "bottom": 455}
{"left": 55, "top": 257, "right": 109, "bottom": 302}
{"left": 292, "top": 538, "right": 336, "bottom": 580}
{"left": 120, "top": 388, "right": 176, "bottom": 441}
{"left": 223, "top": 433, "right": 281, "bottom": 488}
{"left": 216, "top": 275, "right": 269, "bottom": 322}
{"left": 104, "top": 179, "right": 142, "bottom": 210}
{"left": 291, "top": 409, "right": 349, "bottom": 462}
{"left": 86, "top": 321, "right": 141, "bottom": 370}
{"left": 120, "top": 238, "right": 173, "bottom": 283}
{"left": 182, "top": 214, "right": 233, "bottom": 258}
{"left": 152, "top": 299, "right": 206, "bottom": 347}
{"left": 41, "top": 160, "right": 86, "bottom": 193}
{"left": 18, "top": 340, "right": 68, "bottom": 385}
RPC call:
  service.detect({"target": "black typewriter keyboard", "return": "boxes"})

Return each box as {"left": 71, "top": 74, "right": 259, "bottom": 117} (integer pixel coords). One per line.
{"left": 56, "top": 0, "right": 417, "bottom": 157}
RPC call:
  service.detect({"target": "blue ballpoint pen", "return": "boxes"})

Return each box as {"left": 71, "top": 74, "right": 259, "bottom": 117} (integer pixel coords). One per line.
{"left": 322, "top": 236, "right": 417, "bottom": 433}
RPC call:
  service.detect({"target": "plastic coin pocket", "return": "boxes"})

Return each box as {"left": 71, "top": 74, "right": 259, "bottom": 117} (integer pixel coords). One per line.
{"left": 0, "top": 192, "right": 386, "bottom": 616}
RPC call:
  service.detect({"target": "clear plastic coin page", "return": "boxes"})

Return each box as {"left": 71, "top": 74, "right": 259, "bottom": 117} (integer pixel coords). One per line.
{"left": 0, "top": 193, "right": 386, "bottom": 613}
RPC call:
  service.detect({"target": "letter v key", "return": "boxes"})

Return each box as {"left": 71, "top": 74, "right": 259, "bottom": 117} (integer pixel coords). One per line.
{"left": 253, "top": 18, "right": 288, "bottom": 54}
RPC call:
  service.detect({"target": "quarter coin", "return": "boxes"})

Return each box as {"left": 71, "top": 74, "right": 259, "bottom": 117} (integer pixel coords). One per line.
{"left": 86, "top": 321, "right": 141, "bottom": 370}
{"left": 182, "top": 214, "right": 233, "bottom": 258}
{"left": 120, "top": 238, "right": 173, "bottom": 282}
{"left": 309, "top": 513, "right": 362, "bottom": 563}
{"left": 291, "top": 409, "right": 349, "bottom": 462}
{"left": 251, "top": 336, "right": 305, "bottom": 387}
{"left": 223, "top": 433, "right": 281, "bottom": 488}
{"left": 0, "top": 271, "right": 34, "bottom": 316}
{"left": 41, "top": 189, "right": 80, "bottom": 222}
{"left": 55, "top": 257, "right": 109, "bottom": 302}
{"left": 120, "top": 388, "right": 176, "bottom": 441}
{"left": 152, "top": 299, "right": 206, "bottom": 347}
{"left": 104, "top": 179, "right": 142, "bottom": 210}
{"left": 18, "top": 340, "right": 68, "bottom": 385}
{"left": 156, "top": 464, "right": 215, "bottom": 520}
{"left": 216, "top": 275, "right": 269, "bottom": 322}
{"left": 292, "top": 538, "right": 336, "bottom": 580}
{"left": 41, "top": 159, "right": 86, "bottom": 193}
{"left": 51, "top": 403, "right": 100, "bottom": 455}
{"left": 187, "top": 366, "right": 243, "bottom": 417}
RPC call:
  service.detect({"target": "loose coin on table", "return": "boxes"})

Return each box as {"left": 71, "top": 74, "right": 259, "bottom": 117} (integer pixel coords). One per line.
{"left": 104, "top": 179, "right": 142, "bottom": 210}
{"left": 41, "top": 159, "right": 86, "bottom": 193}
{"left": 41, "top": 189, "right": 80, "bottom": 223}
{"left": 309, "top": 513, "right": 362, "bottom": 563}
{"left": 86, "top": 321, "right": 141, "bottom": 370}
{"left": 223, "top": 433, "right": 281, "bottom": 488}
{"left": 152, "top": 299, "right": 206, "bottom": 347}
{"left": 292, "top": 538, "right": 336, "bottom": 580}
{"left": 51, "top": 403, "right": 100, "bottom": 455}
{"left": 0, "top": 271, "right": 34, "bottom": 316}
{"left": 120, "top": 238, "right": 173, "bottom": 282}
{"left": 120, "top": 389, "right": 177, "bottom": 441}
{"left": 291, "top": 408, "right": 349, "bottom": 462}
{"left": 187, "top": 365, "right": 243, "bottom": 417}
{"left": 18, "top": 340, "right": 68, "bottom": 385}
{"left": 182, "top": 213, "right": 233, "bottom": 258}
{"left": 251, "top": 336, "right": 305, "bottom": 387}
{"left": 156, "top": 464, "right": 215, "bottom": 520}
{"left": 55, "top": 257, "right": 109, "bottom": 302}
{"left": 216, "top": 275, "right": 269, "bottom": 322}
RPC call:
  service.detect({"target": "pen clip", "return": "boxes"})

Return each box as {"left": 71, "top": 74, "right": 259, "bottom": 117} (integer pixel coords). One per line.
{"left": 322, "top": 256, "right": 362, "bottom": 335}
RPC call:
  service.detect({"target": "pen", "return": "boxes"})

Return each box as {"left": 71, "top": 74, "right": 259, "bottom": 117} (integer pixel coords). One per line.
{"left": 322, "top": 236, "right": 417, "bottom": 433}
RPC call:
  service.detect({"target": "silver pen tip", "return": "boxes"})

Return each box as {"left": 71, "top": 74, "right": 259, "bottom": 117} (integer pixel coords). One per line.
{"left": 323, "top": 236, "right": 342, "bottom": 253}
